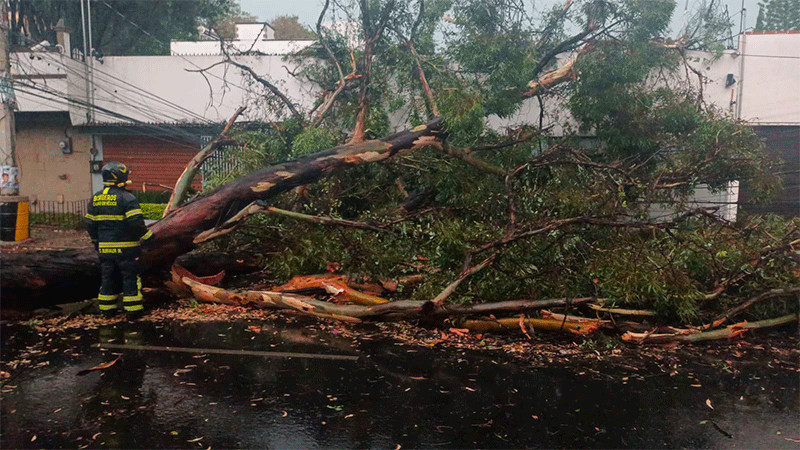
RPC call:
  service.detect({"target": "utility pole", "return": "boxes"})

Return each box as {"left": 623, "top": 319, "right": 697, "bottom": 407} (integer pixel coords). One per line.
{"left": 0, "top": 1, "right": 29, "bottom": 242}
{"left": 1, "top": 0, "right": 19, "bottom": 196}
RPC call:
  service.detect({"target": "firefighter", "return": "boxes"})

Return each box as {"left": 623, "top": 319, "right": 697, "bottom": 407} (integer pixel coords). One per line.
{"left": 85, "top": 162, "right": 153, "bottom": 320}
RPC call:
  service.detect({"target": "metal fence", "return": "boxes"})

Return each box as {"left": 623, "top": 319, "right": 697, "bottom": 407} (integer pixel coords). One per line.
{"left": 29, "top": 199, "right": 90, "bottom": 228}
{"left": 201, "top": 145, "right": 241, "bottom": 188}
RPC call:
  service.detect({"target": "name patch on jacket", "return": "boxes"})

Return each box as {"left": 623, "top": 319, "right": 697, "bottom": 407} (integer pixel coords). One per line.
{"left": 93, "top": 194, "right": 118, "bottom": 206}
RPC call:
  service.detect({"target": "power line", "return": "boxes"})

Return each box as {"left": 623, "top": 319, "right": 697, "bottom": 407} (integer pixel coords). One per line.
{"left": 12, "top": 54, "right": 197, "bottom": 127}
{"left": 9, "top": 30, "right": 217, "bottom": 125}
{"left": 98, "top": 0, "right": 260, "bottom": 97}
{"left": 13, "top": 82, "right": 207, "bottom": 150}
{"left": 13, "top": 84, "right": 210, "bottom": 154}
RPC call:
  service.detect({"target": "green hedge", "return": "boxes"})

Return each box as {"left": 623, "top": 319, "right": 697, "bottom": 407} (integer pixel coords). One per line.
{"left": 140, "top": 203, "right": 167, "bottom": 220}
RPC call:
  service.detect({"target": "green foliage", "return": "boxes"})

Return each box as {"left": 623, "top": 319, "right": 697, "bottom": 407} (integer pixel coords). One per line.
{"left": 8, "top": 0, "right": 240, "bottom": 55}
{"left": 270, "top": 15, "right": 316, "bottom": 40}
{"left": 290, "top": 128, "right": 338, "bottom": 158}
{"left": 29, "top": 212, "right": 84, "bottom": 229}
{"left": 755, "top": 0, "right": 800, "bottom": 31}
{"left": 131, "top": 190, "right": 171, "bottom": 203}
{"left": 140, "top": 203, "right": 167, "bottom": 220}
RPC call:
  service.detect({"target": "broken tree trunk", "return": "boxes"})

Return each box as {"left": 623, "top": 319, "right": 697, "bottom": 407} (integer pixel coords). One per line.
{"left": 163, "top": 106, "right": 246, "bottom": 216}
{"left": 0, "top": 248, "right": 100, "bottom": 310}
{"left": 1, "top": 120, "right": 443, "bottom": 307}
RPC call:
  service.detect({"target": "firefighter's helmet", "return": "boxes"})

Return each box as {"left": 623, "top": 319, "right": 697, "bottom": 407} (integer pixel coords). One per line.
{"left": 101, "top": 162, "right": 131, "bottom": 186}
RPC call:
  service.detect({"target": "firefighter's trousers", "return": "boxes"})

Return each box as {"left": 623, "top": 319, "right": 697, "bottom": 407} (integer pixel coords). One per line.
{"left": 97, "top": 246, "right": 143, "bottom": 313}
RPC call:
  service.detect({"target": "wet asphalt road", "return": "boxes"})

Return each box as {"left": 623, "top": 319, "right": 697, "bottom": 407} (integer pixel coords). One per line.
{"left": 1, "top": 318, "right": 798, "bottom": 448}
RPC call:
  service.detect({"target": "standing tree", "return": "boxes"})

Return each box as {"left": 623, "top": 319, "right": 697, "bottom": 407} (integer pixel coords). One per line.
{"left": 7, "top": 0, "right": 242, "bottom": 55}
{"left": 271, "top": 15, "right": 315, "bottom": 39}
{"left": 755, "top": 0, "right": 800, "bottom": 31}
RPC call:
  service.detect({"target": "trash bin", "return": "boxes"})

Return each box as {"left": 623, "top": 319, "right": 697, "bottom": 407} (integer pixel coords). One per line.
{"left": 0, "top": 196, "right": 30, "bottom": 241}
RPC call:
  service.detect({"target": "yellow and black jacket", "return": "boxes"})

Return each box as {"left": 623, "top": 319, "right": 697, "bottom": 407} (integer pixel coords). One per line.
{"left": 85, "top": 185, "right": 152, "bottom": 253}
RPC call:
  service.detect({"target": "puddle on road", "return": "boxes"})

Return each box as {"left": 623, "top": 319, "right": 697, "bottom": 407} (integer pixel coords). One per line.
{"left": 1, "top": 319, "right": 798, "bottom": 448}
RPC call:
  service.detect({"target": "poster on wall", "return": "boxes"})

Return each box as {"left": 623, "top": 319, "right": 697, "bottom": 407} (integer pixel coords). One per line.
{"left": 1, "top": 166, "right": 19, "bottom": 191}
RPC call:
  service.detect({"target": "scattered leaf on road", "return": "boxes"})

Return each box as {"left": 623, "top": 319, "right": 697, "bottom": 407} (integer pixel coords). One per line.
{"left": 76, "top": 356, "right": 120, "bottom": 376}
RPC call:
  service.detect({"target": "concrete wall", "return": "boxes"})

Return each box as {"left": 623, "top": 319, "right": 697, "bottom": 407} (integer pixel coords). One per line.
{"left": 15, "top": 114, "right": 93, "bottom": 203}
{"left": 170, "top": 40, "right": 312, "bottom": 56}
{"left": 82, "top": 54, "right": 316, "bottom": 125}
{"left": 738, "top": 32, "right": 800, "bottom": 124}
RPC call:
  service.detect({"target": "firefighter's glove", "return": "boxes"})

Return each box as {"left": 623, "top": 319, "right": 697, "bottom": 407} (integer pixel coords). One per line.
{"left": 139, "top": 230, "right": 155, "bottom": 249}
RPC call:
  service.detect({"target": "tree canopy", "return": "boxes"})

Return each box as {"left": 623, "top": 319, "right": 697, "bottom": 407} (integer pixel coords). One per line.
{"left": 7, "top": 0, "right": 242, "bottom": 55}
{"left": 755, "top": 0, "right": 800, "bottom": 31}
{"left": 271, "top": 15, "right": 315, "bottom": 39}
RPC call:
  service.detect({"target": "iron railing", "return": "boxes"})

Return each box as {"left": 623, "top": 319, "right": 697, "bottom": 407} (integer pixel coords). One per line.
{"left": 29, "top": 199, "right": 90, "bottom": 228}
{"left": 201, "top": 146, "right": 241, "bottom": 188}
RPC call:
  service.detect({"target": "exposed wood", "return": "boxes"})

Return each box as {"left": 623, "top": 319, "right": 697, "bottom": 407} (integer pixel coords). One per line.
{"left": 622, "top": 314, "right": 798, "bottom": 344}
{"left": 541, "top": 310, "right": 609, "bottom": 323}
{"left": 350, "top": 0, "right": 396, "bottom": 143}
{"left": 164, "top": 106, "right": 246, "bottom": 216}
{"left": 524, "top": 49, "right": 582, "bottom": 97}
{"left": 461, "top": 317, "right": 601, "bottom": 335}
{"left": 274, "top": 274, "right": 390, "bottom": 306}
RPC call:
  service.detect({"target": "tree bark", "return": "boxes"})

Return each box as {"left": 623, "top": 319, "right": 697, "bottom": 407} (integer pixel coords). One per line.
{"left": 0, "top": 248, "right": 100, "bottom": 310}
{"left": 145, "top": 118, "right": 442, "bottom": 268}
{"left": 163, "top": 106, "right": 246, "bottom": 216}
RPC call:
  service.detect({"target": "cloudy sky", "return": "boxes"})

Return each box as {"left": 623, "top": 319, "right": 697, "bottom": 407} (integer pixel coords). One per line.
{"left": 239, "top": 0, "right": 763, "bottom": 36}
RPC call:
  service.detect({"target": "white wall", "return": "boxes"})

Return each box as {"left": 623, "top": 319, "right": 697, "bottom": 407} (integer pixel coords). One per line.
{"left": 76, "top": 54, "right": 318, "bottom": 125}
{"left": 170, "top": 40, "right": 313, "bottom": 56}
{"left": 737, "top": 32, "right": 800, "bottom": 124}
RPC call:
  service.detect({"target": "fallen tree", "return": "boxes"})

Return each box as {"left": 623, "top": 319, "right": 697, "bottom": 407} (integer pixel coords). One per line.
{"left": 0, "top": 120, "right": 443, "bottom": 307}
{"left": 3, "top": 0, "right": 797, "bottom": 341}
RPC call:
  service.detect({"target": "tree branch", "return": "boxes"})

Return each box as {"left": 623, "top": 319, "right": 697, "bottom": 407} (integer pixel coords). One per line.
{"left": 223, "top": 59, "right": 305, "bottom": 123}
{"left": 712, "top": 287, "right": 800, "bottom": 328}
{"left": 432, "top": 252, "right": 498, "bottom": 307}
{"left": 164, "top": 106, "right": 246, "bottom": 217}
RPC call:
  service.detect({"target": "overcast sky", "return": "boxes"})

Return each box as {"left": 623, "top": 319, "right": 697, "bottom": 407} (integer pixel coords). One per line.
{"left": 239, "top": 0, "right": 763, "bottom": 37}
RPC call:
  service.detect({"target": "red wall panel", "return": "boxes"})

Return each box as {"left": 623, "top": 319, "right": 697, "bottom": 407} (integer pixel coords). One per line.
{"left": 102, "top": 136, "right": 202, "bottom": 192}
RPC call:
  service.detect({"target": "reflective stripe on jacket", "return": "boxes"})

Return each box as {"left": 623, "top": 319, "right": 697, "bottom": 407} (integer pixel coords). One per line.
{"left": 85, "top": 186, "right": 151, "bottom": 247}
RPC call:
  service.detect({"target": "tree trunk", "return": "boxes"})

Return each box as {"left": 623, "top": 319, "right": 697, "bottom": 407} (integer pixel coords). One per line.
{"left": 0, "top": 248, "right": 100, "bottom": 310}
{"left": 144, "top": 118, "right": 442, "bottom": 268}
{"left": 0, "top": 119, "right": 443, "bottom": 307}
